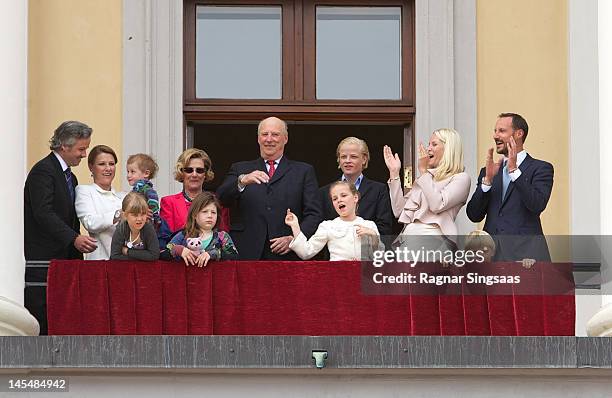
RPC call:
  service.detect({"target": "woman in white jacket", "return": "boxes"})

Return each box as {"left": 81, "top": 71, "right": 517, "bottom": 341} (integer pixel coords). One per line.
{"left": 75, "top": 145, "right": 126, "bottom": 260}
{"left": 285, "top": 181, "right": 381, "bottom": 261}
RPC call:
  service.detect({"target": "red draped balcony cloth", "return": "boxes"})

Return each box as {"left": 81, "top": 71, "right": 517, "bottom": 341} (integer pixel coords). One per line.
{"left": 47, "top": 260, "right": 575, "bottom": 336}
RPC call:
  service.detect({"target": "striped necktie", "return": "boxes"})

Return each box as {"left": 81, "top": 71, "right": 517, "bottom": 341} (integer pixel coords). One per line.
{"left": 64, "top": 167, "right": 75, "bottom": 202}
{"left": 267, "top": 160, "right": 276, "bottom": 178}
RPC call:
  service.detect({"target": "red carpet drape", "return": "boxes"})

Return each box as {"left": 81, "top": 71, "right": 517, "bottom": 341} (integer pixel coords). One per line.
{"left": 47, "top": 260, "right": 575, "bottom": 336}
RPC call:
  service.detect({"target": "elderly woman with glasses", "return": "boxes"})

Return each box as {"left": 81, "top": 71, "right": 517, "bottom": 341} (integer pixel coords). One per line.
{"left": 160, "top": 148, "right": 229, "bottom": 239}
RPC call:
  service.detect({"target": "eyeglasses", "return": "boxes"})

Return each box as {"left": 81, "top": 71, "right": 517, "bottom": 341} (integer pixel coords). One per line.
{"left": 182, "top": 167, "right": 206, "bottom": 174}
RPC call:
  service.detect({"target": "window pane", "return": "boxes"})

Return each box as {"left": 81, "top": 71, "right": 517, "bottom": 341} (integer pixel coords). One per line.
{"left": 316, "top": 7, "right": 401, "bottom": 100}
{"left": 196, "top": 6, "right": 282, "bottom": 99}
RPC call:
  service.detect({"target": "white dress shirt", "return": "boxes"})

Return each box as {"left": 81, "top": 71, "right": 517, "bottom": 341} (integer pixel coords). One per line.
{"left": 75, "top": 183, "right": 126, "bottom": 260}
{"left": 52, "top": 151, "right": 69, "bottom": 172}
{"left": 265, "top": 156, "right": 281, "bottom": 174}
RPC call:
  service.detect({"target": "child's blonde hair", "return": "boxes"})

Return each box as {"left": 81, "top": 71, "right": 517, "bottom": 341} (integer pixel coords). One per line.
{"left": 184, "top": 192, "right": 221, "bottom": 238}
{"left": 127, "top": 153, "right": 159, "bottom": 179}
{"left": 329, "top": 180, "right": 359, "bottom": 199}
{"left": 336, "top": 137, "right": 369, "bottom": 169}
{"left": 464, "top": 230, "right": 496, "bottom": 254}
{"left": 329, "top": 180, "right": 360, "bottom": 214}
{"left": 122, "top": 192, "right": 149, "bottom": 215}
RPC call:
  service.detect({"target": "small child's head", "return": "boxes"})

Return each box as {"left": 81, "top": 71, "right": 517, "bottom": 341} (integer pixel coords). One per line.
{"left": 126, "top": 153, "right": 159, "bottom": 186}
{"left": 464, "top": 230, "right": 496, "bottom": 262}
{"left": 329, "top": 181, "right": 359, "bottom": 220}
{"left": 122, "top": 192, "right": 149, "bottom": 232}
{"left": 184, "top": 191, "right": 221, "bottom": 236}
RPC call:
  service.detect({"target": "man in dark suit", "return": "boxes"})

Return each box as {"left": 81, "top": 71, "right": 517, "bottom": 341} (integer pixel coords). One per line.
{"left": 466, "top": 113, "right": 553, "bottom": 261}
{"left": 24, "top": 120, "right": 98, "bottom": 334}
{"left": 319, "top": 137, "right": 393, "bottom": 236}
{"left": 217, "top": 117, "right": 322, "bottom": 260}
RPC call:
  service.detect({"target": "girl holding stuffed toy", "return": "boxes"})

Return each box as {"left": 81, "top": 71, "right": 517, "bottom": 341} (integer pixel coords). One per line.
{"left": 167, "top": 192, "right": 238, "bottom": 266}
{"left": 110, "top": 192, "right": 160, "bottom": 261}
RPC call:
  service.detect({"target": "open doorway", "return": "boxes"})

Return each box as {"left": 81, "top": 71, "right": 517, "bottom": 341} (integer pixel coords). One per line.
{"left": 191, "top": 122, "right": 408, "bottom": 191}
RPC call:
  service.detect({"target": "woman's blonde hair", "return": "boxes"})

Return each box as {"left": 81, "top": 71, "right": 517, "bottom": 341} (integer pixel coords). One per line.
{"left": 173, "top": 148, "right": 215, "bottom": 183}
{"left": 122, "top": 192, "right": 149, "bottom": 215}
{"left": 431, "top": 128, "right": 464, "bottom": 181}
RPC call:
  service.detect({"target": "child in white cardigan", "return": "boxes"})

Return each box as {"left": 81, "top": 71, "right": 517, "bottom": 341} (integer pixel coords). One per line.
{"left": 285, "top": 181, "right": 382, "bottom": 260}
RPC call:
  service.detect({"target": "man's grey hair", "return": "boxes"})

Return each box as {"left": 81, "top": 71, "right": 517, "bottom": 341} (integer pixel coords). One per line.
{"left": 257, "top": 116, "right": 288, "bottom": 136}
{"left": 49, "top": 120, "right": 93, "bottom": 150}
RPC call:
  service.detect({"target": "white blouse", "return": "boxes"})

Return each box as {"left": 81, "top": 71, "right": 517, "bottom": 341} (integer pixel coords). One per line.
{"left": 75, "top": 184, "right": 126, "bottom": 260}
{"left": 289, "top": 217, "right": 382, "bottom": 261}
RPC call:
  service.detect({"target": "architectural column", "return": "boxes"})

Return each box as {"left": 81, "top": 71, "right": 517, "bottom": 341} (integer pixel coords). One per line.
{"left": 415, "top": 0, "right": 477, "bottom": 235}
{"left": 568, "top": 0, "right": 601, "bottom": 336}
{"left": 123, "top": 0, "right": 184, "bottom": 198}
{"left": 0, "top": 0, "right": 40, "bottom": 335}
{"left": 587, "top": 0, "right": 612, "bottom": 336}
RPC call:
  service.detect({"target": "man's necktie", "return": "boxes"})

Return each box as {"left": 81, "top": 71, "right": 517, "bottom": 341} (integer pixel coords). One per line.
{"left": 502, "top": 160, "right": 510, "bottom": 200}
{"left": 267, "top": 160, "right": 276, "bottom": 178}
{"left": 65, "top": 167, "right": 75, "bottom": 202}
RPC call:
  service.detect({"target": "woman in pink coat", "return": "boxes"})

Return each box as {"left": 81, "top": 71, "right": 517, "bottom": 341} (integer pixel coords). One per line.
{"left": 160, "top": 148, "right": 229, "bottom": 238}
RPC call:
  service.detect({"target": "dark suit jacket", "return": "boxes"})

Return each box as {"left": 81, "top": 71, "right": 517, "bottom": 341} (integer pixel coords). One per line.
{"left": 319, "top": 176, "right": 393, "bottom": 236}
{"left": 466, "top": 154, "right": 553, "bottom": 261}
{"left": 216, "top": 156, "right": 322, "bottom": 260}
{"left": 24, "top": 152, "right": 82, "bottom": 261}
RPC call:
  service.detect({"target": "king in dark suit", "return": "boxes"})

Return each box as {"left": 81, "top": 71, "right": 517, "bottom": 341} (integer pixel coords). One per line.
{"left": 217, "top": 117, "right": 322, "bottom": 260}
{"left": 319, "top": 137, "right": 393, "bottom": 236}
{"left": 466, "top": 113, "right": 553, "bottom": 261}
{"left": 24, "top": 120, "right": 97, "bottom": 334}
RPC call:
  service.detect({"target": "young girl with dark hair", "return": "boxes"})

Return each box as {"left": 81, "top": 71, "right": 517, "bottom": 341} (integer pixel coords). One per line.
{"left": 167, "top": 192, "right": 238, "bottom": 266}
